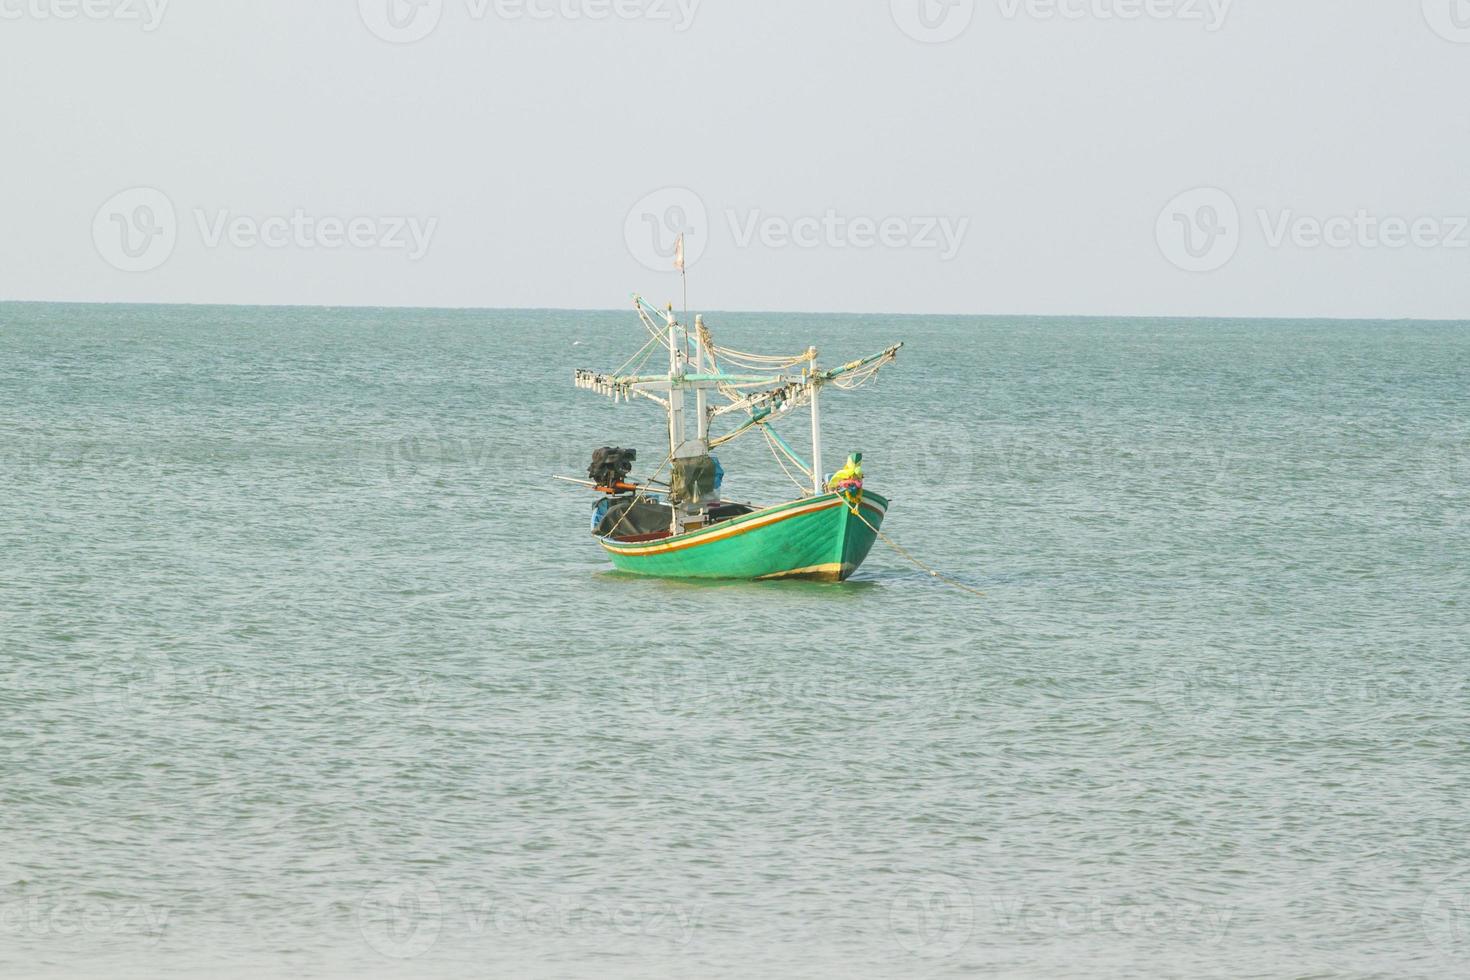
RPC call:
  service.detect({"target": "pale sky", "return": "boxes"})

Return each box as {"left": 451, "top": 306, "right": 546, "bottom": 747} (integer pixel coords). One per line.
{"left": 3, "top": 0, "right": 1468, "bottom": 318}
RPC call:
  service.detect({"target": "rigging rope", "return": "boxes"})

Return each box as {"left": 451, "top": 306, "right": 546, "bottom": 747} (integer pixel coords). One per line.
{"left": 713, "top": 348, "right": 812, "bottom": 369}
{"left": 826, "top": 352, "right": 899, "bottom": 390}
{"left": 694, "top": 314, "right": 812, "bottom": 370}
{"left": 763, "top": 427, "right": 812, "bottom": 495}
{"left": 613, "top": 331, "right": 665, "bottom": 377}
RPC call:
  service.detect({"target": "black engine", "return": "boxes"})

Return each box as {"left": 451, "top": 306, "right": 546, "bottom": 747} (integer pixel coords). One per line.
{"left": 588, "top": 447, "right": 637, "bottom": 488}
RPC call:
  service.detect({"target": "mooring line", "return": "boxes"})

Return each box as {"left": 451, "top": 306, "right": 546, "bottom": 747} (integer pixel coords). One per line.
{"left": 844, "top": 498, "right": 988, "bottom": 598}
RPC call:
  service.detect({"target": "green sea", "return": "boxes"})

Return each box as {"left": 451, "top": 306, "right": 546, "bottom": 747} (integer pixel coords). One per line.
{"left": 3, "top": 302, "right": 1468, "bottom": 978}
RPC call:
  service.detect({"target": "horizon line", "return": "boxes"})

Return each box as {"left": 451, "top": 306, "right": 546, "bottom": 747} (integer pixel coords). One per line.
{"left": 1, "top": 298, "right": 1466, "bottom": 325}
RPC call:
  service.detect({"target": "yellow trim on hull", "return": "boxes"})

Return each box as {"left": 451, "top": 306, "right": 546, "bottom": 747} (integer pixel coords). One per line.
{"left": 756, "top": 562, "right": 847, "bottom": 582}
{"left": 603, "top": 495, "right": 874, "bottom": 557}
{"left": 601, "top": 497, "right": 837, "bottom": 556}
{"left": 601, "top": 495, "right": 887, "bottom": 557}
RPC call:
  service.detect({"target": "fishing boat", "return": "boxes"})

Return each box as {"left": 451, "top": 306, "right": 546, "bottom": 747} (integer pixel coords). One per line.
{"left": 563, "top": 294, "right": 902, "bottom": 582}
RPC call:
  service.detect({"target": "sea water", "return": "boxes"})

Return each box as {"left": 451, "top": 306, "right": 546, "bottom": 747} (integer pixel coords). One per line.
{"left": 2, "top": 303, "right": 1468, "bottom": 977}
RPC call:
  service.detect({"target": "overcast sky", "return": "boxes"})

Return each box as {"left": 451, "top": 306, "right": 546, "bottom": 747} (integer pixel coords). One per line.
{"left": 3, "top": 0, "right": 1468, "bottom": 318}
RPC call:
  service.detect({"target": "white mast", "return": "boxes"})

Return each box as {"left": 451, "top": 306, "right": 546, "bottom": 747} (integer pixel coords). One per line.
{"left": 669, "top": 236, "right": 694, "bottom": 461}
{"left": 576, "top": 300, "right": 902, "bottom": 506}
{"left": 694, "top": 314, "right": 709, "bottom": 443}
{"left": 666, "top": 307, "right": 685, "bottom": 460}
{"left": 808, "top": 347, "right": 823, "bottom": 496}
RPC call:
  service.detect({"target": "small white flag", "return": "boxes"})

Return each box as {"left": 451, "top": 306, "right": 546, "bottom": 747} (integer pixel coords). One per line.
{"left": 673, "top": 234, "right": 685, "bottom": 273}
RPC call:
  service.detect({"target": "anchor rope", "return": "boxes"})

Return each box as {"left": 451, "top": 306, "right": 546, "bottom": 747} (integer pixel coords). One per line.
{"left": 842, "top": 497, "right": 988, "bottom": 598}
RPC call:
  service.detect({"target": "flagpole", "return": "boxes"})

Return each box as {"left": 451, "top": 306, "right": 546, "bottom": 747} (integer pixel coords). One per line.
{"left": 677, "top": 233, "right": 688, "bottom": 328}
{"left": 675, "top": 233, "right": 689, "bottom": 361}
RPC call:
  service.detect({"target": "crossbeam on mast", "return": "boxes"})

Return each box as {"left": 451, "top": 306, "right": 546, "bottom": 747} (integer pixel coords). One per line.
{"left": 574, "top": 369, "right": 793, "bottom": 397}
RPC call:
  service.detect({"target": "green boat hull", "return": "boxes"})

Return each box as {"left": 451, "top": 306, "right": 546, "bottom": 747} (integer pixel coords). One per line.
{"left": 600, "top": 491, "right": 888, "bottom": 582}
